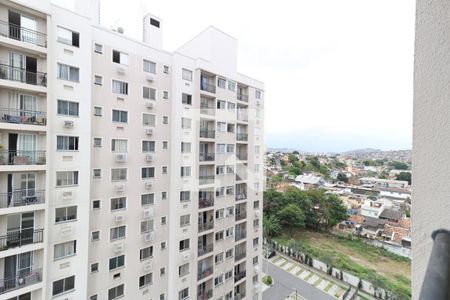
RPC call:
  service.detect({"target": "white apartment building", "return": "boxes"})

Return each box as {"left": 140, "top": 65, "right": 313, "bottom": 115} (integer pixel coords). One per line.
{"left": 0, "top": 1, "right": 264, "bottom": 300}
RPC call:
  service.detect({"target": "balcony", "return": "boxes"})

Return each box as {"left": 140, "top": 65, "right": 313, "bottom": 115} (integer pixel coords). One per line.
{"left": 237, "top": 93, "right": 248, "bottom": 102}
{"left": 236, "top": 133, "right": 248, "bottom": 142}
{"left": 197, "top": 266, "right": 213, "bottom": 281}
{"left": 200, "top": 103, "right": 215, "bottom": 116}
{"left": 0, "top": 151, "right": 46, "bottom": 165}
{"left": 200, "top": 129, "right": 215, "bottom": 139}
{"left": 198, "top": 221, "right": 214, "bottom": 233}
{"left": 234, "top": 270, "right": 246, "bottom": 282}
{"left": 236, "top": 152, "right": 248, "bottom": 160}
{"left": 200, "top": 82, "right": 216, "bottom": 94}
{"left": 0, "top": 189, "right": 45, "bottom": 209}
{"left": 199, "top": 175, "right": 215, "bottom": 185}
{"left": 0, "top": 108, "right": 46, "bottom": 126}
{"left": 197, "top": 289, "right": 213, "bottom": 300}
{"left": 235, "top": 231, "right": 247, "bottom": 242}
{"left": 0, "top": 268, "right": 42, "bottom": 295}
{"left": 235, "top": 211, "right": 247, "bottom": 222}
{"left": 198, "top": 243, "right": 213, "bottom": 257}
{"left": 0, "top": 20, "right": 47, "bottom": 48}
{"left": 0, "top": 228, "right": 44, "bottom": 251}
{"left": 234, "top": 292, "right": 246, "bottom": 300}
{"left": 235, "top": 193, "right": 247, "bottom": 201}
{"left": 199, "top": 197, "right": 214, "bottom": 209}
{"left": 199, "top": 152, "right": 215, "bottom": 162}
{"left": 0, "top": 64, "right": 46, "bottom": 87}
{"left": 236, "top": 174, "right": 247, "bottom": 181}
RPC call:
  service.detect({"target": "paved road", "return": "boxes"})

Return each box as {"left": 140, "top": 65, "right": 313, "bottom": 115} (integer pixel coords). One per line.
{"left": 262, "top": 259, "right": 336, "bottom": 300}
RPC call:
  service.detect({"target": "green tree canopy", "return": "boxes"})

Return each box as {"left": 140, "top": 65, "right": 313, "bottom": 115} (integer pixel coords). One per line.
{"left": 337, "top": 173, "right": 348, "bottom": 183}
{"left": 396, "top": 172, "right": 411, "bottom": 185}
{"left": 277, "top": 203, "right": 305, "bottom": 234}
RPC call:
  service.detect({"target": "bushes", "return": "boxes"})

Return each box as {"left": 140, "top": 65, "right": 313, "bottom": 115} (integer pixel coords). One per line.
{"left": 263, "top": 275, "right": 273, "bottom": 285}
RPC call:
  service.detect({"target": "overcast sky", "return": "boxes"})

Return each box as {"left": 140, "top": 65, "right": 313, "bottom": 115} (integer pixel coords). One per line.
{"left": 56, "top": 0, "right": 416, "bottom": 152}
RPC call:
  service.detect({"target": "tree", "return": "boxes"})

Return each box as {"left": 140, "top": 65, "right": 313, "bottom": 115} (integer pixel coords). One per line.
{"left": 277, "top": 203, "right": 305, "bottom": 234}
{"left": 292, "top": 150, "right": 299, "bottom": 154}
{"left": 390, "top": 161, "right": 409, "bottom": 170}
{"left": 263, "top": 215, "right": 282, "bottom": 238}
{"left": 396, "top": 172, "right": 411, "bottom": 185}
{"left": 337, "top": 173, "right": 348, "bottom": 183}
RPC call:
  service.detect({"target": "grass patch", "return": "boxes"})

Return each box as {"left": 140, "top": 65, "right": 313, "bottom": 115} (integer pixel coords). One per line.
{"left": 263, "top": 275, "right": 273, "bottom": 286}
{"left": 313, "top": 277, "right": 323, "bottom": 286}
{"left": 324, "top": 282, "right": 334, "bottom": 292}
{"left": 296, "top": 269, "right": 304, "bottom": 276}
{"left": 287, "top": 265, "right": 296, "bottom": 272}
{"left": 279, "top": 260, "right": 288, "bottom": 267}
{"left": 304, "top": 273, "right": 314, "bottom": 281}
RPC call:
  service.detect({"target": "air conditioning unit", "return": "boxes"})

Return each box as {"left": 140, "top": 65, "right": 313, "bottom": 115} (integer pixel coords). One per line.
{"left": 146, "top": 101, "right": 154, "bottom": 109}
{"left": 115, "top": 214, "right": 125, "bottom": 222}
{"left": 146, "top": 128, "right": 154, "bottom": 135}
{"left": 62, "top": 191, "right": 73, "bottom": 201}
{"left": 145, "top": 154, "right": 154, "bottom": 162}
{"left": 182, "top": 252, "right": 190, "bottom": 262}
{"left": 115, "top": 153, "right": 127, "bottom": 162}
{"left": 146, "top": 74, "right": 155, "bottom": 82}
{"left": 63, "top": 120, "right": 74, "bottom": 128}
{"left": 143, "top": 231, "right": 155, "bottom": 242}
{"left": 117, "top": 67, "right": 127, "bottom": 75}
{"left": 143, "top": 207, "right": 154, "bottom": 219}
{"left": 115, "top": 184, "right": 125, "bottom": 192}
{"left": 113, "top": 243, "right": 124, "bottom": 253}
{"left": 143, "top": 262, "right": 152, "bottom": 272}
{"left": 145, "top": 181, "right": 152, "bottom": 189}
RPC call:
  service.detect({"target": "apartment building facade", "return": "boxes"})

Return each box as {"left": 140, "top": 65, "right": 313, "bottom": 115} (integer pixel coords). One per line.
{"left": 0, "top": 1, "right": 264, "bottom": 300}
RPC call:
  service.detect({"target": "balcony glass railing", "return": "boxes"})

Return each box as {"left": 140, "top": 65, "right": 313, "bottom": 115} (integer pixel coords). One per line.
{"left": 198, "top": 243, "right": 214, "bottom": 256}
{"left": 200, "top": 129, "right": 215, "bottom": 139}
{"left": 235, "top": 231, "right": 247, "bottom": 242}
{"left": 0, "top": 268, "right": 42, "bottom": 295}
{"left": 236, "top": 174, "right": 247, "bottom": 181}
{"left": 199, "top": 197, "right": 214, "bottom": 209}
{"left": 0, "top": 20, "right": 47, "bottom": 47}
{"left": 199, "top": 175, "right": 215, "bottom": 185}
{"left": 234, "top": 270, "right": 246, "bottom": 282}
{"left": 234, "top": 292, "right": 246, "bottom": 300}
{"left": 199, "top": 152, "right": 215, "bottom": 162}
{"left": 200, "top": 82, "right": 216, "bottom": 93}
{"left": 0, "top": 108, "right": 46, "bottom": 125}
{"left": 235, "top": 212, "right": 247, "bottom": 221}
{"left": 198, "top": 221, "right": 214, "bottom": 233}
{"left": 236, "top": 133, "right": 248, "bottom": 141}
{"left": 197, "top": 289, "right": 213, "bottom": 300}
{"left": 235, "top": 193, "right": 247, "bottom": 201}
{"left": 0, "top": 189, "right": 45, "bottom": 209}
{"left": 200, "top": 103, "right": 215, "bottom": 115}
{"left": 197, "top": 266, "right": 213, "bottom": 280}
{"left": 237, "top": 93, "right": 249, "bottom": 102}
{"left": 0, "top": 64, "right": 47, "bottom": 87}
{"left": 236, "top": 152, "right": 248, "bottom": 160}
{"left": 0, "top": 228, "right": 44, "bottom": 251}
{"left": 0, "top": 150, "right": 46, "bottom": 165}
{"left": 237, "top": 112, "right": 248, "bottom": 122}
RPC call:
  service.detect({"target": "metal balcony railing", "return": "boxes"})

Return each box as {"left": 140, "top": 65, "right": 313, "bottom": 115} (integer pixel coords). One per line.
{"left": 0, "top": 20, "right": 47, "bottom": 47}
{"left": 197, "top": 289, "right": 213, "bottom": 300}
{"left": 234, "top": 270, "right": 246, "bottom": 282}
{"left": 0, "top": 268, "right": 43, "bottom": 295}
{"left": 200, "top": 129, "right": 215, "bottom": 139}
{"left": 199, "top": 152, "right": 215, "bottom": 162}
{"left": 200, "top": 103, "right": 215, "bottom": 115}
{"left": 199, "top": 175, "right": 215, "bottom": 185}
{"left": 0, "top": 228, "right": 44, "bottom": 251}
{"left": 420, "top": 229, "right": 450, "bottom": 300}
{"left": 199, "top": 197, "right": 214, "bottom": 209}
{"left": 236, "top": 133, "right": 248, "bottom": 141}
{"left": 237, "top": 93, "right": 248, "bottom": 102}
{"left": 197, "top": 266, "right": 213, "bottom": 280}
{"left": 0, "top": 150, "right": 46, "bottom": 165}
{"left": 235, "top": 231, "right": 247, "bottom": 242}
{"left": 200, "top": 82, "right": 216, "bottom": 93}
{"left": 235, "top": 252, "right": 246, "bottom": 262}
{"left": 235, "top": 212, "right": 247, "bottom": 222}
{"left": 235, "top": 193, "right": 247, "bottom": 201}
{"left": 0, "top": 64, "right": 47, "bottom": 87}
{"left": 0, "top": 189, "right": 45, "bottom": 209}
{"left": 198, "top": 243, "right": 214, "bottom": 256}
{"left": 198, "top": 221, "right": 214, "bottom": 233}
{"left": 237, "top": 112, "right": 248, "bottom": 122}
{"left": 0, "top": 108, "right": 46, "bottom": 125}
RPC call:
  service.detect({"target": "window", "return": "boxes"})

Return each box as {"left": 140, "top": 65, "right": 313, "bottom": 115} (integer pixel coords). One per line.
{"left": 94, "top": 75, "right": 102, "bottom": 85}
{"left": 112, "top": 109, "right": 128, "bottom": 123}
{"left": 140, "top": 246, "right": 153, "bottom": 260}
{"left": 57, "top": 63, "right": 79, "bottom": 82}
{"left": 56, "top": 171, "right": 78, "bottom": 187}
{"left": 216, "top": 144, "right": 226, "bottom": 154}
{"left": 179, "top": 238, "right": 190, "bottom": 251}
{"left": 181, "top": 142, "right": 191, "bottom": 153}
{"left": 181, "top": 166, "right": 191, "bottom": 177}
{"left": 225, "top": 227, "right": 234, "bottom": 237}
{"left": 182, "top": 93, "right": 192, "bottom": 105}
{"left": 253, "top": 256, "right": 259, "bottom": 265}
{"left": 181, "top": 118, "right": 191, "bottom": 129}
{"left": 161, "top": 191, "right": 167, "bottom": 200}
{"left": 142, "top": 140, "right": 156, "bottom": 152}
{"left": 182, "top": 68, "right": 192, "bottom": 81}
{"left": 141, "top": 193, "right": 154, "bottom": 206}
{"left": 52, "top": 275, "right": 75, "bottom": 296}
{"left": 55, "top": 206, "right": 77, "bottom": 223}
{"left": 228, "top": 80, "right": 236, "bottom": 91}
{"left": 217, "top": 122, "right": 226, "bottom": 132}
{"left": 57, "top": 136, "right": 79, "bottom": 151}
{"left": 94, "top": 106, "right": 102, "bottom": 116}
{"left": 180, "top": 191, "right": 190, "bottom": 202}
{"left": 253, "top": 237, "right": 259, "bottom": 247}
{"left": 216, "top": 208, "right": 224, "bottom": 219}
{"left": 254, "top": 200, "right": 260, "bottom": 209}
{"left": 163, "top": 90, "right": 169, "bottom": 99}
{"left": 180, "top": 214, "right": 190, "bottom": 227}
{"left": 215, "top": 231, "right": 224, "bottom": 241}
{"left": 93, "top": 169, "right": 101, "bottom": 179}
{"left": 216, "top": 187, "right": 225, "bottom": 198}
{"left": 179, "top": 287, "right": 189, "bottom": 300}
{"left": 57, "top": 26, "right": 79, "bottom": 47}
{"left": 225, "top": 249, "right": 233, "bottom": 259}
{"left": 143, "top": 86, "right": 156, "bottom": 100}
{"left": 93, "top": 137, "right": 102, "bottom": 148}
{"left": 54, "top": 240, "right": 76, "bottom": 260}
{"left": 111, "top": 139, "right": 128, "bottom": 152}
{"left": 226, "top": 207, "right": 234, "bottom": 217}
{"left": 163, "top": 65, "right": 169, "bottom": 74}
{"left": 162, "top": 141, "right": 168, "bottom": 149}
{"left": 111, "top": 168, "right": 127, "bottom": 181}
{"left": 150, "top": 18, "right": 160, "bottom": 27}
{"left": 162, "top": 166, "right": 168, "bottom": 174}
{"left": 143, "top": 59, "right": 156, "bottom": 73}
{"left": 217, "top": 100, "right": 226, "bottom": 109}
{"left": 108, "top": 284, "right": 124, "bottom": 300}
{"left": 215, "top": 274, "right": 224, "bottom": 286}
{"left": 142, "top": 167, "right": 155, "bottom": 179}
{"left": 112, "top": 50, "right": 129, "bottom": 65}
{"left": 227, "top": 123, "right": 235, "bottom": 133}
{"left": 160, "top": 267, "right": 166, "bottom": 276}
{"left": 227, "top": 165, "right": 235, "bottom": 174}
{"left": 255, "top": 145, "right": 260, "bottom": 154}
{"left": 161, "top": 241, "right": 166, "bottom": 250}
{"left": 112, "top": 80, "right": 128, "bottom": 95}
{"left": 254, "top": 219, "right": 260, "bottom": 227}
{"left": 92, "top": 200, "right": 100, "bottom": 210}
{"left": 215, "top": 252, "right": 224, "bottom": 264}
{"left": 218, "top": 77, "right": 226, "bottom": 88}
{"left": 256, "top": 90, "right": 262, "bottom": 99}
{"left": 139, "top": 273, "right": 153, "bottom": 288}
{"left": 143, "top": 113, "right": 156, "bottom": 126}
{"left": 162, "top": 116, "right": 169, "bottom": 124}
{"left": 161, "top": 216, "right": 167, "bottom": 225}
{"left": 94, "top": 43, "right": 103, "bottom": 53}
{"left": 179, "top": 263, "right": 189, "bottom": 277}
{"left": 141, "top": 219, "right": 154, "bottom": 233}
{"left": 109, "top": 255, "right": 125, "bottom": 271}
{"left": 90, "top": 263, "right": 99, "bottom": 273}
{"left": 226, "top": 144, "right": 234, "bottom": 153}
{"left": 57, "top": 100, "right": 79, "bottom": 116}
{"left": 227, "top": 102, "right": 236, "bottom": 111}
{"left": 91, "top": 231, "right": 100, "bottom": 241}
{"left": 111, "top": 197, "right": 126, "bottom": 211}
{"left": 110, "top": 226, "right": 126, "bottom": 240}
{"left": 226, "top": 186, "right": 234, "bottom": 195}
{"left": 225, "top": 270, "right": 233, "bottom": 280}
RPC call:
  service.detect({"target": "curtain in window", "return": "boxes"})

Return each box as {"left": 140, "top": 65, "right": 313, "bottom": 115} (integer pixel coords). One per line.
{"left": 8, "top": 91, "right": 20, "bottom": 116}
